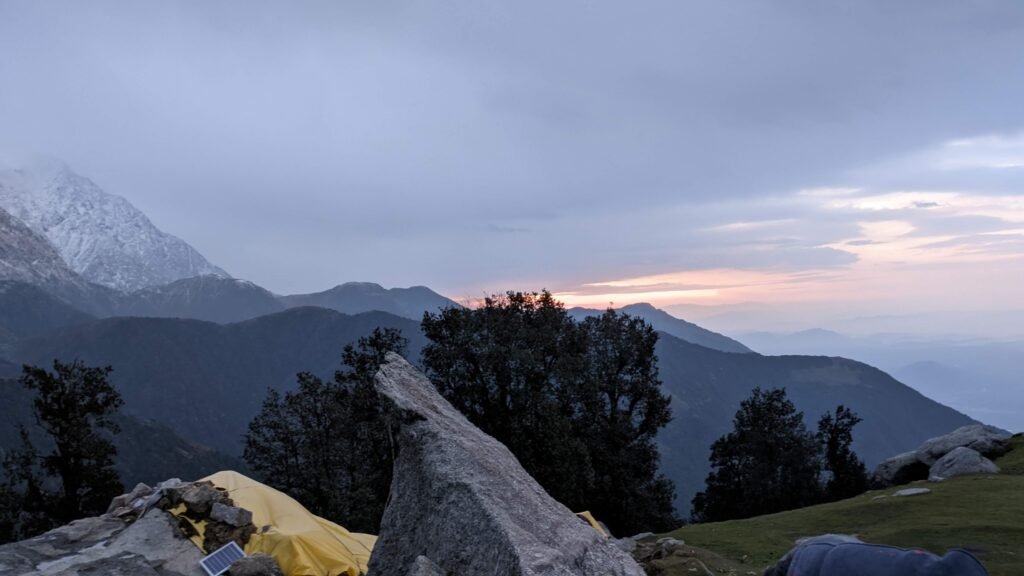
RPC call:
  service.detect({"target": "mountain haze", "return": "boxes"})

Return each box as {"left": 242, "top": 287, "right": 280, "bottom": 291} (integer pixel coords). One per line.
{"left": 281, "top": 282, "right": 459, "bottom": 320}
{"left": 115, "top": 275, "right": 285, "bottom": 323}
{"left": 570, "top": 302, "right": 752, "bottom": 353}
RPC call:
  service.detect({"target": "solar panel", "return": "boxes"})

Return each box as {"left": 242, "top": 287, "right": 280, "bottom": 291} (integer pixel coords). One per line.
{"left": 200, "top": 541, "right": 246, "bottom": 576}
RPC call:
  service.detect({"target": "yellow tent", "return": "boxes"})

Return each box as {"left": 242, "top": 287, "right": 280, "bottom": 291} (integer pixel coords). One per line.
{"left": 170, "top": 471, "right": 610, "bottom": 576}
{"left": 181, "top": 471, "right": 377, "bottom": 576}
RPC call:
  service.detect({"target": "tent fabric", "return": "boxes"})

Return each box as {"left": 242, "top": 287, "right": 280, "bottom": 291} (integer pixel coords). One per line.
{"left": 199, "top": 471, "right": 376, "bottom": 576}
{"left": 169, "top": 471, "right": 611, "bottom": 576}
{"left": 575, "top": 511, "right": 609, "bottom": 538}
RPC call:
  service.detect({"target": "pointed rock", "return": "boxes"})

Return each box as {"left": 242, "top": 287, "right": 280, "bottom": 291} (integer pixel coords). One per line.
{"left": 368, "top": 353, "right": 645, "bottom": 576}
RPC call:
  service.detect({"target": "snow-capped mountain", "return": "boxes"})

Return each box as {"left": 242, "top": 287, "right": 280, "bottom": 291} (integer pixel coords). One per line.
{"left": 0, "top": 205, "right": 82, "bottom": 289}
{"left": 0, "top": 157, "right": 228, "bottom": 292}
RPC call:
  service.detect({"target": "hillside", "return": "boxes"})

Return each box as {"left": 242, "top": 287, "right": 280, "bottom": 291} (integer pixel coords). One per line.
{"left": 570, "top": 303, "right": 752, "bottom": 354}
{"left": 280, "top": 281, "right": 459, "bottom": 320}
{"left": 0, "top": 378, "right": 243, "bottom": 487}
{"left": 655, "top": 334, "right": 977, "bottom": 511}
{"left": 650, "top": 435, "right": 1024, "bottom": 576}
{"left": 14, "top": 308, "right": 426, "bottom": 454}
{"left": 14, "top": 308, "right": 974, "bottom": 516}
{"left": 0, "top": 282, "right": 94, "bottom": 358}
{"left": 113, "top": 275, "right": 284, "bottom": 323}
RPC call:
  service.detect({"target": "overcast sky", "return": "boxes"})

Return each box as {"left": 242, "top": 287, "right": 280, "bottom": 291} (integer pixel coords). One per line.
{"left": 2, "top": 1, "right": 1023, "bottom": 336}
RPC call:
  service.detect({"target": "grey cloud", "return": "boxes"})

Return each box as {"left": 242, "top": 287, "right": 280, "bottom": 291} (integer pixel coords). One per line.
{"left": 1, "top": 1, "right": 1023, "bottom": 294}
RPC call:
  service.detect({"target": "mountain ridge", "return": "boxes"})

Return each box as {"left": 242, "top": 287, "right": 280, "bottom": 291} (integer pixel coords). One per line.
{"left": 0, "top": 158, "right": 227, "bottom": 292}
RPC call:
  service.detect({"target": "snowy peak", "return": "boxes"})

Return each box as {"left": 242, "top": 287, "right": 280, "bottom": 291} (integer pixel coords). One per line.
{"left": 0, "top": 205, "right": 80, "bottom": 288}
{"left": 0, "top": 158, "right": 228, "bottom": 292}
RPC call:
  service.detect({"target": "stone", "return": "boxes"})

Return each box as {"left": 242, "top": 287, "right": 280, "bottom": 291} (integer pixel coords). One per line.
{"left": 105, "top": 482, "right": 154, "bottom": 515}
{"left": 917, "top": 424, "right": 1011, "bottom": 465}
{"left": 0, "top": 508, "right": 204, "bottom": 576}
{"left": 405, "top": 556, "right": 446, "bottom": 576}
{"left": 210, "top": 502, "right": 254, "bottom": 528}
{"left": 229, "top": 554, "right": 285, "bottom": 576}
{"left": 367, "top": 353, "right": 645, "bottom": 576}
{"left": 928, "top": 446, "right": 999, "bottom": 481}
{"left": 872, "top": 451, "right": 929, "bottom": 487}
{"left": 203, "top": 519, "right": 256, "bottom": 554}
{"left": 176, "top": 481, "right": 230, "bottom": 517}
{"left": 893, "top": 487, "right": 931, "bottom": 497}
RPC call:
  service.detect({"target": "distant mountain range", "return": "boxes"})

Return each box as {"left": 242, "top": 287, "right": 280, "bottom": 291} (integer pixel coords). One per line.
{"left": 281, "top": 282, "right": 459, "bottom": 320}
{"left": 742, "top": 329, "right": 1024, "bottom": 433}
{"left": 0, "top": 157, "right": 984, "bottom": 514}
{"left": 570, "top": 302, "right": 752, "bottom": 354}
{"left": 11, "top": 307, "right": 976, "bottom": 512}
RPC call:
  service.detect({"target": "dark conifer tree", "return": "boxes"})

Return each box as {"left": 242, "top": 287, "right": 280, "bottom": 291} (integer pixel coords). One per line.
{"left": 1, "top": 361, "right": 124, "bottom": 542}
{"left": 421, "top": 291, "right": 679, "bottom": 535}
{"left": 817, "top": 405, "right": 869, "bottom": 501}
{"left": 244, "top": 327, "right": 404, "bottom": 533}
{"left": 691, "top": 387, "right": 822, "bottom": 522}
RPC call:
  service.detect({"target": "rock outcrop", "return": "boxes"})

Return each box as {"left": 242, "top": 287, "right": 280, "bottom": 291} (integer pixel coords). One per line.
{"left": 368, "top": 352, "right": 645, "bottom": 576}
{"left": 928, "top": 446, "right": 999, "bottom": 481}
{"left": 0, "top": 508, "right": 204, "bottom": 575}
{"left": 873, "top": 424, "right": 1010, "bottom": 486}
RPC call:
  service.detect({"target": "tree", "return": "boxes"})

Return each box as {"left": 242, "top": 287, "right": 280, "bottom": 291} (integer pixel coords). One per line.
{"left": 1, "top": 361, "right": 124, "bottom": 541}
{"left": 421, "top": 291, "right": 678, "bottom": 534}
{"left": 817, "top": 405, "right": 868, "bottom": 501}
{"left": 244, "top": 328, "right": 404, "bottom": 533}
{"left": 576, "top": 310, "right": 677, "bottom": 533}
{"left": 691, "top": 387, "right": 822, "bottom": 523}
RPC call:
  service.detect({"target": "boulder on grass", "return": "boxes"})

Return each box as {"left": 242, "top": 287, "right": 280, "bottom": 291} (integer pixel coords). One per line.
{"left": 917, "top": 424, "right": 1011, "bottom": 465}
{"left": 367, "top": 353, "right": 645, "bottom": 576}
{"left": 928, "top": 446, "right": 999, "bottom": 481}
{"left": 872, "top": 451, "right": 929, "bottom": 486}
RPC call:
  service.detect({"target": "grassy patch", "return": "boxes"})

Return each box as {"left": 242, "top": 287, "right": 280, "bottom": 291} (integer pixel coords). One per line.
{"left": 656, "top": 436, "right": 1024, "bottom": 576}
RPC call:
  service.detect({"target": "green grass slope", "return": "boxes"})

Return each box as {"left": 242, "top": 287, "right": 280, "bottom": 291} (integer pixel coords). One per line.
{"left": 651, "top": 435, "right": 1024, "bottom": 576}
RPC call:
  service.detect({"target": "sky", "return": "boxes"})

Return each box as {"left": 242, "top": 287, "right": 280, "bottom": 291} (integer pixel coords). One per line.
{"left": 1, "top": 1, "right": 1023, "bottom": 337}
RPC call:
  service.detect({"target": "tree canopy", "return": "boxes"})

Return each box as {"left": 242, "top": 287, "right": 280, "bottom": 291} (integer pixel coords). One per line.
{"left": 691, "top": 387, "right": 823, "bottom": 523}
{"left": 421, "top": 290, "right": 678, "bottom": 534}
{"left": 1, "top": 360, "right": 124, "bottom": 542}
{"left": 243, "top": 327, "right": 404, "bottom": 533}
{"left": 818, "top": 405, "right": 869, "bottom": 501}
{"left": 692, "top": 387, "right": 870, "bottom": 523}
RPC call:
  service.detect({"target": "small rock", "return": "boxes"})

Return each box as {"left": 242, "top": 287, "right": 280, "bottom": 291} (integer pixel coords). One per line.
{"left": 656, "top": 537, "right": 684, "bottom": 547}
{"left": 893, "top": 488, "right": 931, "bottom": 497}
{"left": 178, "top": 481, "right": 230, "bottom": 517}
{"left": 229, "top": 554, "right": 284, "bottom": 576}
{"left": 204, "top": 520, "right": 256, "bottom": 554}
{"left": 211, "top": 502, "right": 254, "bottom": 528}
{"left": 106, "top": 482, "right": 154, "bottom": 515}
{"left": 630, "top": 532, "right": 654, "bottom": 541}
{"left": 928, "top": 446, "right": 999, "bottom": 481}
{"left": 405, "top": 556, "right": 445, "bottom": 576}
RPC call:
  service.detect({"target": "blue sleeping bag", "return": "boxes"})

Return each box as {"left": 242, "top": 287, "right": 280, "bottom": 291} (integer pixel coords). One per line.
{"left": 766, "top": 535, "right": 988, "bottom": 576}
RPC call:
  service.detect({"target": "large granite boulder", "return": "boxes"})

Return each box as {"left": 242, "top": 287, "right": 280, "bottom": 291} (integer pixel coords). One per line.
{"left": 872, "top": 451, "right": 929, "bottom": 486}
{"left": 917, "top": 425, "right": 1011, "bottom": 465}
{"left": 368, "top": 353, "right": 645, "bottom": 576}
{"left": 0, "top": 508, "right": 204, "bottom": 576}
{"left": 928, "top": 446, "right": 1000, "bottom": 481}
{"left": 873, "top": 424, "right": 1012, "bottom": 486}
